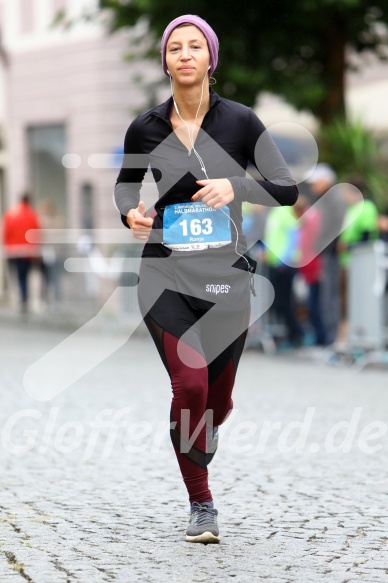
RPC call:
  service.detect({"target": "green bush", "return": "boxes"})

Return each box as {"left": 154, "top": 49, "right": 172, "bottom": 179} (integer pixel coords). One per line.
{"left": 319, "top": 118, "right": 388, "bottom": 212}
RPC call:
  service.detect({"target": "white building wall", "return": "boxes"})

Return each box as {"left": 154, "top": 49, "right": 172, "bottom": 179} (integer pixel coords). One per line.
{"left": 0, "top": 0, "right": 162, "bottom": 230}
{"left": 346, "top": 56, "right": 388, "bottom": 134}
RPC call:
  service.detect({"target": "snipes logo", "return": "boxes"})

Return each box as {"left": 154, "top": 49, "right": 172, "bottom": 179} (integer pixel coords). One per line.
{"left": 205, "top": 283, "right": 231, "bottom": 294}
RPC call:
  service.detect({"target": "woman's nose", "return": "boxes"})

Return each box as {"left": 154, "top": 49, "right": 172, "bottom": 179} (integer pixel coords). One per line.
{"left": 180, "top": 45, "right": 191, "bottom": 59}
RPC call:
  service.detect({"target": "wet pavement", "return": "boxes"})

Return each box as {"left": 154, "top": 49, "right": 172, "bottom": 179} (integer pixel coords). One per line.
{"left": 0, "top": 319, "right": 387, "bottom": 582}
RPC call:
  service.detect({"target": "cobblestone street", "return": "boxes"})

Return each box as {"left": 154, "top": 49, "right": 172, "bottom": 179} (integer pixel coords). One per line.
{"left": 0, "top": 319, "right": 388, "bottom": 582}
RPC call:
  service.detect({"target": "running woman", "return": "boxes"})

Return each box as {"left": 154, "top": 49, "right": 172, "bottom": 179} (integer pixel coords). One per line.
{"left": 114, "top": 14, "right": 298, "bottom": 544}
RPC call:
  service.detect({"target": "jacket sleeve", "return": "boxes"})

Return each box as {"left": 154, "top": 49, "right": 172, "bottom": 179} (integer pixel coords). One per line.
{"left": 228, "top": 108, "right": 298, "bottom": 207}
{"left": 114, "top": 117, "right": 149, "bottom": 229}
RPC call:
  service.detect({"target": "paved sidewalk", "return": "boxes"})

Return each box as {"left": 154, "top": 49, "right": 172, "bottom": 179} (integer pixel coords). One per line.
{"left": 0, "top": 321, "right": 388, "bottom": 582}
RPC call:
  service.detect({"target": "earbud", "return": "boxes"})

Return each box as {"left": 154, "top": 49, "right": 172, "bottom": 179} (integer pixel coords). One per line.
{"left": 167, "top": 70, "right": 171, "bottom": 76}
{"left": 208, "top": 66, "right": 211, "bottom": 70}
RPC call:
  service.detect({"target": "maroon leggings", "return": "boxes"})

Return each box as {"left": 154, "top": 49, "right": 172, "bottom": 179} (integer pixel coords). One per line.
{"left": 144, "top": 310, "right": 248, "bottom": 505}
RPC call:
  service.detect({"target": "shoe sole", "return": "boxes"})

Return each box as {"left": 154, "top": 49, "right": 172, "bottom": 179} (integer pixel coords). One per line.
{"left": 185, "top": 531, "right": 220, "bottom": 544}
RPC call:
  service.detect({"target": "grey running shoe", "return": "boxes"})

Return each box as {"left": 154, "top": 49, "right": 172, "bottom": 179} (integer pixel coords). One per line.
{"left": 185, "top": 502, "right": 220, "bottom": 544}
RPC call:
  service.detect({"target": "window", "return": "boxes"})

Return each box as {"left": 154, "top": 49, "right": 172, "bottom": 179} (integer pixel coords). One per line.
{"left": 27, "top": 124, "right": 67, "bottom": 222}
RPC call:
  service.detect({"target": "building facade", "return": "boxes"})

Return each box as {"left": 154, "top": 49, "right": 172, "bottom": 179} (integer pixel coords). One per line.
{"left": 0, "top": 0, "right": 166, "bottom": 310}
{"left": 0, "top": 0, "right": 160, "bottom": 231}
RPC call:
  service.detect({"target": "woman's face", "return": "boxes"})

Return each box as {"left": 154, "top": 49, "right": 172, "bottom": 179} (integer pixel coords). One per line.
{"left": 165, "top": 25, "right": 210, "bottom": 85}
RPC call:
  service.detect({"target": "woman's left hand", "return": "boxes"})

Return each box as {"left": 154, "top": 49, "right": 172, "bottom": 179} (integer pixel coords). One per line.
{"left": 192, "top": 179, "right": 235, "bottom": 209}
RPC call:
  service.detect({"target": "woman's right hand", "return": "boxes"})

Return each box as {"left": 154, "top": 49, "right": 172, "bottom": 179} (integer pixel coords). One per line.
{"left": 126, "top": 201, "right": 154, "bottom": 240}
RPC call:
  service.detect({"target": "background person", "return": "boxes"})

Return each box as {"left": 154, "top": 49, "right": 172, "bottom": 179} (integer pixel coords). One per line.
{"left": 264, "top": 205, "right": 304, "bottom": 348}
{"left": 2, "top": 193, "right": 41, "bottom": 314}
{"left": 294, "top": 194, "right": 327, "bottom": 346}
{"left": 305, "top": 164, "right": 347, "bottom": 346}
{"left": 37, "top": 199, "right": 65, "bottom": 309}
{"left": 378, "top": 214, "right": 388, "bottom": 242}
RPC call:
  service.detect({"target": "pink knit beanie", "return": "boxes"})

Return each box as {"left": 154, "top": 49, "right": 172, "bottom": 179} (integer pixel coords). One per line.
{"left": 161, "top": 15, "right": 219, "bottom": 77}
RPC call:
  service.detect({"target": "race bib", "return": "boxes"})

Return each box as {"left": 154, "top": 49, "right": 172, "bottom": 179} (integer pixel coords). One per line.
{"left": 162, "top": 202, "right": 232, "bottom": 251}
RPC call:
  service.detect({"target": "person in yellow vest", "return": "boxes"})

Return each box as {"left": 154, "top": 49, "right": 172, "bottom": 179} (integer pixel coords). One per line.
{"left": 264, "top": 205, "right": 304, "bottom": 347}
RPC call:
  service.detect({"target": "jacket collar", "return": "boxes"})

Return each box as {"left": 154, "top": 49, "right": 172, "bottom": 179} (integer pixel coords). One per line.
{"left": 151, "top": 88, "right": 221, "bottom": 122}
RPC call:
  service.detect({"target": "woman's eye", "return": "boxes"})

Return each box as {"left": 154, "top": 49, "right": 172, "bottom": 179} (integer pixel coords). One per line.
{"left": 169, "top": 45, "right": 201, "bottom": 52}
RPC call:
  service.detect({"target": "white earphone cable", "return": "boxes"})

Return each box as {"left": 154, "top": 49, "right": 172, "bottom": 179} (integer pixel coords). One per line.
{"left": 169, "top": 69, "right": 250, "bottom": 270}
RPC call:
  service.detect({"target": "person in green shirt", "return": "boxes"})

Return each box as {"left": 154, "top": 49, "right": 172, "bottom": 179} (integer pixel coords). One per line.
{"left": 264, "top": 206, "right": 304, "bottom": 347}
{"left": 339, "top": 181, "right": 379, "bottom": 268}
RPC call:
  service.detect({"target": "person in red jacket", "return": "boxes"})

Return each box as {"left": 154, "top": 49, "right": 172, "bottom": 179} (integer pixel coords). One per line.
{"left": 294, "top": 194, "right": 327, "bottom": 346}
{"left": 2, "top": 193, "right": 41, "bottom": 313}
